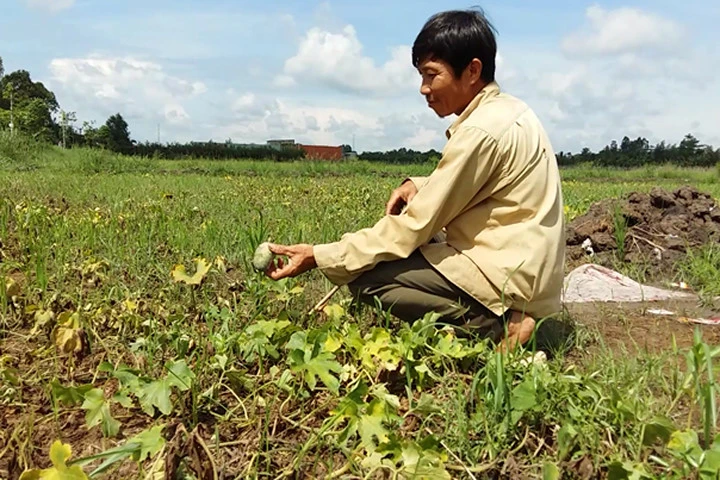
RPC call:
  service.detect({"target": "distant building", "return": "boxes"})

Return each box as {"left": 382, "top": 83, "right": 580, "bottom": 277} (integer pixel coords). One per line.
{"left": 265, "top": 138, "right": 352, "bottom": 161}
{"left": 299, "top": 144, "right": 344, "bottom": 161}
{"left": 266, "top": 139, "right": 297, "bottom": 149}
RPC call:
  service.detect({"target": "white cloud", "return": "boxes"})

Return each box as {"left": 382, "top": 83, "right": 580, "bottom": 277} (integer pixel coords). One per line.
{"left": 25, "top": 0, "right": 74, "bottom": 12}
{"left": 32, "top": 5, "right": 718, "bottom": 154}
{"left": 562, "top": 5, "right": 684, "bottom": 57}
{"left": 211, "top": 89, "right": 447, "bottom": 152}
{"left": 480, "top": 6, "right": 717, "bottom": 153}
{"left": 48, "top": 55, "right": 206, "bottom": 126}
{"left": 277, "top": 25, "right": 417, "bottom": 96}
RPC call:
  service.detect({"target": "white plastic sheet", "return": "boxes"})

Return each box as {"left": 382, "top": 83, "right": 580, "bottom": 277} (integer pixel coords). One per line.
{"left": 562, "top": 264, "right": 696, "bottom": 304}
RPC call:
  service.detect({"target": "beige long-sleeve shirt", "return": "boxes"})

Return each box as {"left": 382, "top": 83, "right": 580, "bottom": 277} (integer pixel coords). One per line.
{"left": 313, "top": 82, "right": 565, "bottom": 319}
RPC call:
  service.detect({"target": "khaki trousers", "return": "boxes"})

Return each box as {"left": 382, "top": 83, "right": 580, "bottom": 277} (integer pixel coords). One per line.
{"left": 348, "top": 250, "right": 506, "bottom": 341}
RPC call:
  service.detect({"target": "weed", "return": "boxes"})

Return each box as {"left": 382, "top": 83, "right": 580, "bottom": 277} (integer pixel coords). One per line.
{"left": 2, "top": 146, "right": 720, "bottom": 478}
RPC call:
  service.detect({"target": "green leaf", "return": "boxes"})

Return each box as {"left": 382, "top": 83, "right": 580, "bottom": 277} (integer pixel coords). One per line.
{"left": 370, "top": 383, "right": 400, "bottom": 411}
{"left": 83, "top": 425, "right": 166, "bottom": 477}
{"left": 642, "top": 416, "right": 676, "bottom": 446}
{"left": 50, "top": 381, "right": 93, "bottom": 407}
{"left": 289, "top": 348, "right": 343, "bottom": 394}
{"left": 329, "top": 381, "right": 367, "bottom": 444}
{"left": 286, "top": 331, "right": 308, "bottom": 352}
{"left": 109, "top": 365, "right": 141, "bottom": 391}
{"left": 19, "top": 440, "right": 89, "bottom": 479}
{"left": 409, "top": 393, "right": 445, "bottom": 416}
{"left": 700, "top": 449, "right": 720, "bottom": 479}
{"left": 129, "top": 425, "right": 166, "bottom": 462}
{"left": 399, "top": 440, "right": 451, "bottom": 479}
{"left": 112, "top": 391, "right": 133, "bottom": 408}
{"left": 511, "top": 378, "right": 537, "bottom": 412}
{"left": 358, "top": 399, "right": 390, "bottom": 450}
{"left": 165, "top": 359, "right": 194, "bottom": 391}
{"left": 81, "top": 388, "right": 120, "bottom": 437}
{"left": 557, "top": 423, "right": 578, "bottom": 460}
{"left": 606, "top": 461, "right": 629, "bottom": 480}
{"left": 138, "top": 379, "right": 173, "bottom": 416}
{"left": 542, "top": 462, "right": 560, "bottom": 480}
{"left": 667, "top": 429, "right": 702, "bottom": 458}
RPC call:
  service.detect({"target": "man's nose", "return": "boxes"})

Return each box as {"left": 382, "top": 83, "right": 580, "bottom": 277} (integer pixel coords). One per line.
{"left": 420, "top": 83, "right": 431, "bottom": 95}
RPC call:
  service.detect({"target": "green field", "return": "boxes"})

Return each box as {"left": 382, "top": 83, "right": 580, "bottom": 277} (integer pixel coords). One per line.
{"left": 2, "top": 141, "right": 720, "bottom": 479}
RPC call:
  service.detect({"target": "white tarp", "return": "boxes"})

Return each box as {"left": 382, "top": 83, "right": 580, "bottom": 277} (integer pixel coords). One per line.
{"left": 562, "top": 264, "right": 696, "bottom": 304}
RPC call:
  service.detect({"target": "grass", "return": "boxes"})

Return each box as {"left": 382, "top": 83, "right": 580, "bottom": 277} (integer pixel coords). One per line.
{"left": 676, "top": 244, "right": 720, "bottom": 306}
{"left": 1, "top": 137, "right": 720, "bottom": 478}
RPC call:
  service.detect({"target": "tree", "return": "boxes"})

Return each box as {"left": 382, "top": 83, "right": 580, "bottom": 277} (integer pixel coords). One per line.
{"left": 0, "top": 56, "right": 4, "bottom": 78}
{"left": 0, "top": 69, "right": 59, "bottom": 141}
{"left": 0, "top": 70, "right": 58, "bottom": 112}
{"left": 679, "top": 134, "right": 700, "bottom": 155}
{"left": 59, "top": 110, "right": 77, "bottom": 148}
{"left": 102, "top": 113, "right": 133, "bottom": 153}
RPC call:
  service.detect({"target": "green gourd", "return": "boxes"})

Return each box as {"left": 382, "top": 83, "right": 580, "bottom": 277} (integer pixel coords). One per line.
{"left": 252, "top": 242, "right": 274, "bottom": 272}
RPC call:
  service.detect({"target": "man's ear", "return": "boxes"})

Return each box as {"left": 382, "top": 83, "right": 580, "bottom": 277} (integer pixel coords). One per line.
{"left": 466, "top": 58, "right": 483, "bottom": 84}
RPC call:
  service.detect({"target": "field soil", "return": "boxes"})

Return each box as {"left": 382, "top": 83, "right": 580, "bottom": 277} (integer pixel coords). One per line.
{"left": 3, "top": 176, "right": 720, "bottom": 479}
{"left": 563, "top": 184, "right": 720, "bottom": 353}
{"left": 564, "top": 299, "right": 720, "bottom": 353}
{"left": 566, "top": 185, "right": 720, "bottom": 282}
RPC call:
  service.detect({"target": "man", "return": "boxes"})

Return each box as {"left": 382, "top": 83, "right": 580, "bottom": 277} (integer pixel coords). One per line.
{"left": 264, "top": 9, "right": 565, "bottom": 352}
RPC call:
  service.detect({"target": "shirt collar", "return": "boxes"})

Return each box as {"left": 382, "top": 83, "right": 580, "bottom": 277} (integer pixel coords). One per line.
{"left": 445, "top": 81, "right": 501, "bottom": 139}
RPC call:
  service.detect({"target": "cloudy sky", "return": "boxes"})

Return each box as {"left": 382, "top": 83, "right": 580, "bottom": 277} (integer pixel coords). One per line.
{"left": 2, "top": 0, "right": 718, "bottom": 153}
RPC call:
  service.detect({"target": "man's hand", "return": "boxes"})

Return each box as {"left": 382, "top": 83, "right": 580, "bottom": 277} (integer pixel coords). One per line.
{"left": 265, "top": 243, "right": 317, "bottom": 280}
{"left": 385, "top": 180, "right": 418, "bottom": 215}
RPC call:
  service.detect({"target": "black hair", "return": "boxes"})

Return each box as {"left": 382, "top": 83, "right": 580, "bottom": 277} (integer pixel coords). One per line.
{"left": 412, "top": 8, "right": 497, "bottom": 82}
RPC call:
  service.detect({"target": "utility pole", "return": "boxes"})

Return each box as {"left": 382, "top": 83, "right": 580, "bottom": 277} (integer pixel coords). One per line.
{"left": 157, "top": 123, "right": 160, "bottom": 143}
{"left": 61, "top": 111, "right": 67, "bottom": 148}
{"left": 9, "top": 83, "right": 14, "bottom": 136}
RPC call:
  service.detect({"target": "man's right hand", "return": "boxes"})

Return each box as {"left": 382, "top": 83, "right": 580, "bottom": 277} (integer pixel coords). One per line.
{"left": 385, "top": 180, "right": 418, "bottom": 215}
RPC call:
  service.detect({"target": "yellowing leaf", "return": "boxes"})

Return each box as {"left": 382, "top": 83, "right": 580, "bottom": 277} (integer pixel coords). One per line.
{"left": 171, "top": 258, "right": 210, "bottom": 285}
{"left": 31, "top": 309, "right": 55, "bottom": 335}
{"left": 19, "top": 440, "right": 89, "bottom": 479}
{"left": 322, "top": 303, "right": 345, "bottom": 321}
{"left": 5, "top": 276, "right": 20, "bottom": 297}
{"left": 323, "top": 332, "right": 343, "bottom": 353}
{"left": 52, "top": 326, "right": 86, "bottom": 355}
{"left": 123, "top": 299, "right": 137, "bottom": 312}
{"left": 57, "top": 311, "right": 80, "bottom": 329}
{"left": 214, "top": 255, "right": 227, "bottom": 273}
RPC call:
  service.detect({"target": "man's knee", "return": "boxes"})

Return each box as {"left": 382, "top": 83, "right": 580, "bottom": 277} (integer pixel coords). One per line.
{"left": 347, "top": 278, "right": 364, "bottom": 299}
{"left": 348, "top": 274, "right": 375, "bottom": 303}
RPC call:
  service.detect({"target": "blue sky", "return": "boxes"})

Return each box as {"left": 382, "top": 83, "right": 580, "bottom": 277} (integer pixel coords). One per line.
{"left": 2, "top": 0, "right": 719, "bottom": 153}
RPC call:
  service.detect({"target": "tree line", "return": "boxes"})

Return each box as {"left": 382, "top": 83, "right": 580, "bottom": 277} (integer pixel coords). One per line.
{"left": 1, "top": 56, "right": 718, "bottom": 167}
{"left": 556, "top": 134, "right": 720, "bottom": 168}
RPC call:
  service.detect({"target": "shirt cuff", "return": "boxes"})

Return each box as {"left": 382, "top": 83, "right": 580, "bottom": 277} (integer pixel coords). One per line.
{"left": 313, "top": 243, "right": 359, "bottom": 285}
{"left": 405, "top": 176, "right": 428, "bottom": 190}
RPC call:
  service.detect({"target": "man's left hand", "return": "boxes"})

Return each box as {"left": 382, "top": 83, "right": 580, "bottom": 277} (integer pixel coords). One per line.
{"left": 265, "top": 243, "right": 317, "bottom": 280}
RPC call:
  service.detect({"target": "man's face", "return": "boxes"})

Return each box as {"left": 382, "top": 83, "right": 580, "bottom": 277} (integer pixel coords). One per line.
{"left": 417, "top": 57, "right": 480, "bottom": 118}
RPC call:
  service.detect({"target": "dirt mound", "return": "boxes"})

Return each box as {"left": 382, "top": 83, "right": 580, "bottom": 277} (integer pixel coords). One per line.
{"left": 566, "top": 186, "right": 720, "bottom": 279}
